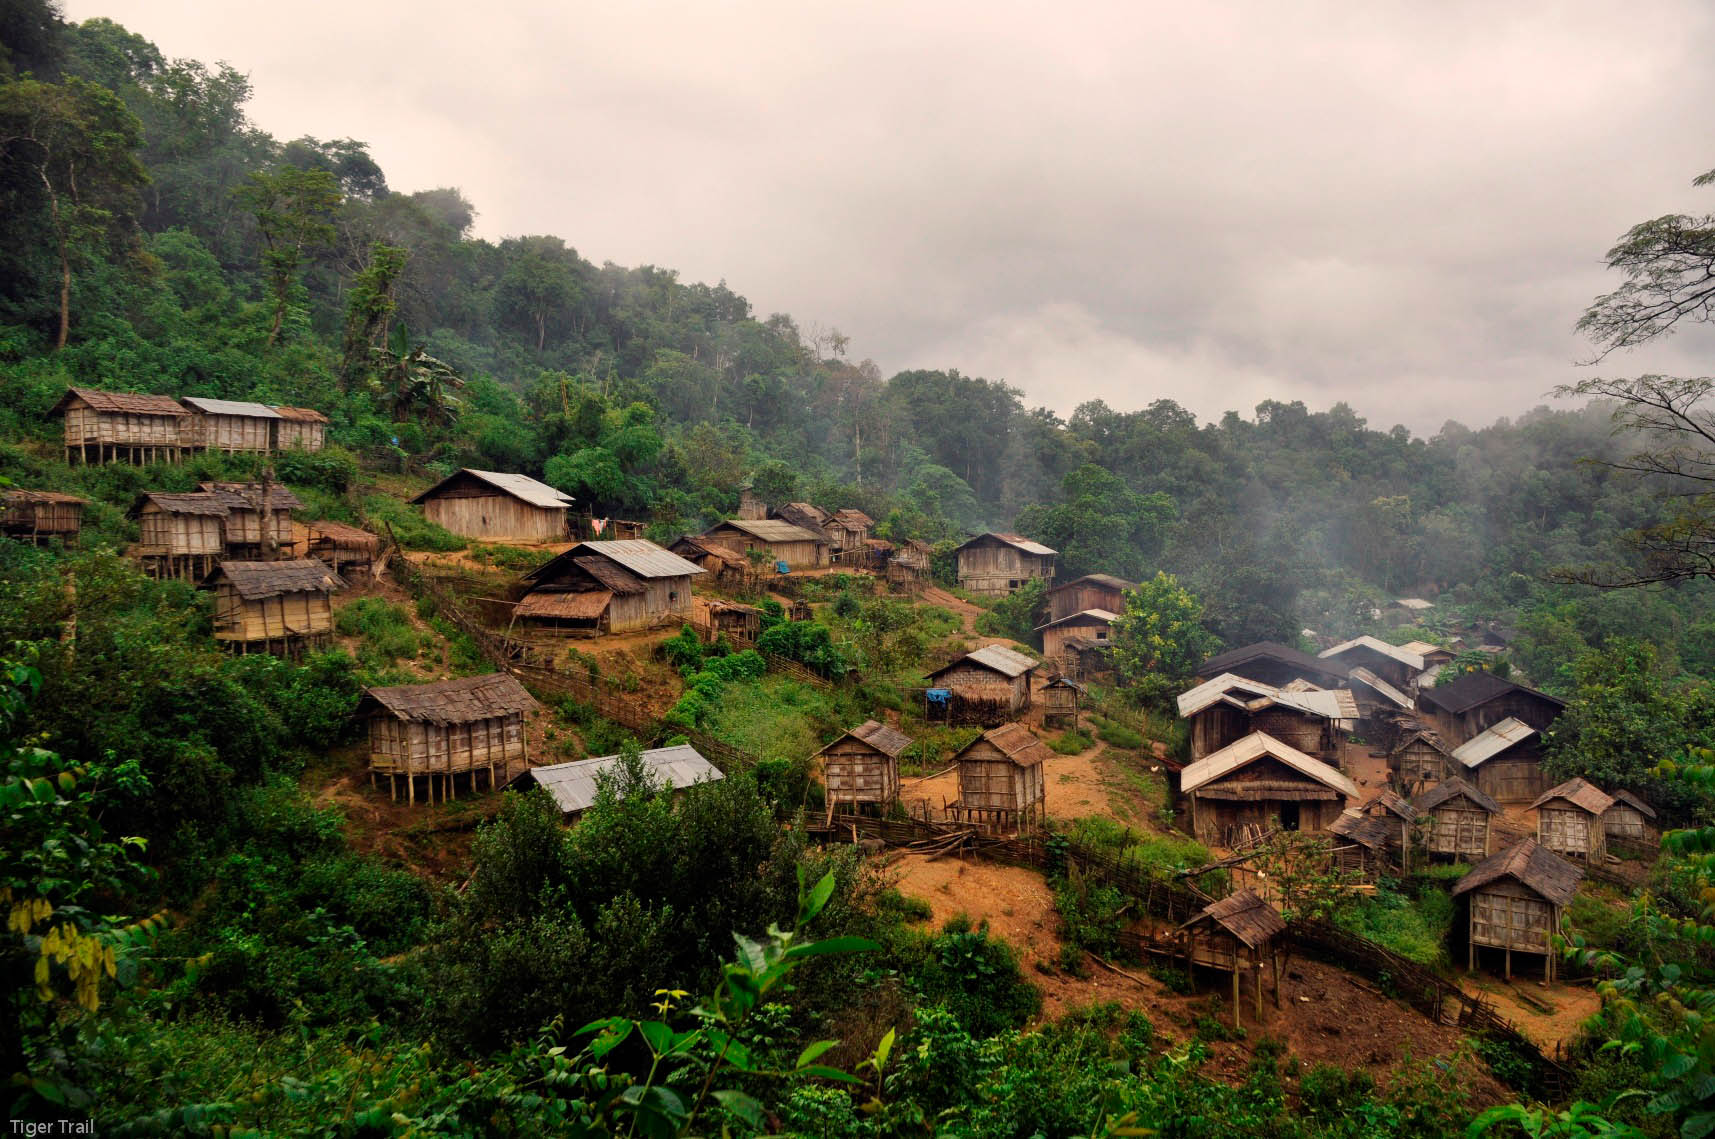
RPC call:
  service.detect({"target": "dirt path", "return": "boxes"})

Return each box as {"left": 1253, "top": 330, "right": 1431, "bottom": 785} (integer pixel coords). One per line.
{"left": 1459, "top": 974, "right": 1603, "bottom": 1053}
{"left": 900, "top": 739, "right": 1149, "bottom": 826}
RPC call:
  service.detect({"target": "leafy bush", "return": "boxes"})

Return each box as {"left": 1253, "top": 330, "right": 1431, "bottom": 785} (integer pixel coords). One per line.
{"left": 912, "top": 917, "right": 1042, "bottom": 1038}
{"left": 1051, "top": 728, "right": 1094, "bottom": 755}
{"left": 334, "top": 596, "right": 423, "bottom": 668}
{"left": 1334, "top": 883, "right": 1454, "bottom": 966}
{"left": 361, "top": 493, "right": 464, "bottom": 551}
{"left": 1055, "top": 867, "right": 1129, "bottom": 958}
{"left": 757, "top": 619, "right": 849, "bottom": 676}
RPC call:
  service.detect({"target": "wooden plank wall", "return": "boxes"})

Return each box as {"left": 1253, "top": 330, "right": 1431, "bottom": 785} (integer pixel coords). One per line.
{"left": 423, "top": 494, "right": 565, "bottom": 541}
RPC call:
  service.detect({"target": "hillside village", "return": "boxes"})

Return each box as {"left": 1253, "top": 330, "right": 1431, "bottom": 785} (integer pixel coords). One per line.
{"left": 4, "top": 381, "right": 1670, "bottom": 1108}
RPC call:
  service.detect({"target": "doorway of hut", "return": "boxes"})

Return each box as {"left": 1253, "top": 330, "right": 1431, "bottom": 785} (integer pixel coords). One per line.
{"left": 1279, "top": 803, "right": 1301, "bottom": 831}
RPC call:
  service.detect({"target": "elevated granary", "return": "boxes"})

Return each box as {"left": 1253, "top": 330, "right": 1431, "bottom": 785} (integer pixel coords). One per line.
{"left": 1453, "top": 837, "right": 1583, "bottom": 980}
{"left": 201, "top": 557, "right": 346, "bottom": 655}
{"left": 1531, "top": 777, "right": 1615, "bottom": 861}
{"left": 360, "top": 673, "right": 539, "bottom": 805}
{"left": 52, "top": 386, "right": 192, "bottom": 463}
{"left": 948, "top": 722, "right": 1049, "bottom": 832}
{"left": 816, "top": 720, "right": 912, "bottom": 814}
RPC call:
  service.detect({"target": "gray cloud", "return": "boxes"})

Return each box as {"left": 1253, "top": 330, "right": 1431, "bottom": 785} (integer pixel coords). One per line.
{"left": 67, "top": 0, "right": 1715, "bottom": 431}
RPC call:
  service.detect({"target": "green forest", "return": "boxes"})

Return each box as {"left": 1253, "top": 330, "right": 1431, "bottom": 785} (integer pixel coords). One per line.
{"left": 8, "top": 3, "right": 1715, "bottom": 1136}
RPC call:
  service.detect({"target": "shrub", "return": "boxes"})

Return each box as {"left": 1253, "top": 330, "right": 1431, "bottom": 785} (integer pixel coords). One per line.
{"left": 914, "top": 917, "right": 1042, "bottom": 1037}
{"left": 1050, "top": 728, "right": 1094, "bottom": 755}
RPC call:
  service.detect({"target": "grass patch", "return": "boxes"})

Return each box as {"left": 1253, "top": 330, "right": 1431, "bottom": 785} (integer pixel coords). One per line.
{"left": 469, "top": 542, "right": 546, "bottom": 572}
{"left": 1334, "top": 881, "right": 1454, "bottom": 967}
{"left": 1088, "top": 713, "right": 1145, "bottom": 750}
{"left": 335, "top": 597, "right": 423, "bottom": 669}
{"left": 1063, "top": 815, "right": 1212, "bottom": 879}
{"left": 704, "top": 673, "right": 843, "bottom": 761}
{"left": 1050, "top": 728, "right": 1095, "bottom": 755}
{"left": 360, "top": 493, "right": 465, "bottom": 552}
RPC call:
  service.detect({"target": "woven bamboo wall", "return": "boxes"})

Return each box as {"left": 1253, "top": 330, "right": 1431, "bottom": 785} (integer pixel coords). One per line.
{"left": 212, "top": 586, "right": 334, "bottom": 643}
{"left": 1470, "top": 880, "right": 1555, "bottom": 953}
{"left": 138, "top": 509, "right": 223, "bottom": 556}
{"left": 276, "top": 421, "right": 326, "bottom": 450}
{"left": 422, "top": 493, "right": 565, "bottom": 541}
{"left": 367, "top": 713, "right": 525, "bottom": 775}
{"left": 1539, "top": 805, "right": 1604, "bottom": 860}
{"left": 824, "top": 740, "right": 899, "bottom": 806}
{"left": 64, "top": 405, "right": 185, "bottom": 447}
{"left": 1426, "top": 806, "right": 1489, "bottom": 857}
{"left": 191, "top": 413, "right": 273, "bottom": 453}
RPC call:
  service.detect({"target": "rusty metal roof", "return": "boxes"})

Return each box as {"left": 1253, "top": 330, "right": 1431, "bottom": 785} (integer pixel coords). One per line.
{"left": 1531, "top": 777, "right": 1616, "bottom": 817}
{"left": 1450, "top": 717, "right": 1536, "bottom": 769}
{"left": 409, "top": 469, "right": 574, "bottom": 510}
{"left": 205, "top": 557, "right": 347, "bottom": 600}
{"left": 1452, "top": 838, "right": 1583, "bottom": 906}
{"left": 180, "top": 396, "right": 282, "bottom": 419}
{"left": 576, "top": 539, "right": 704, "bottom": 579}
{"left": 52, "top": 387, "right": 187, "bottom": 417}
{"left": 1179, "top": 890, "right": 1286, "bottom": 949}
{"left": 360, "top": 672, "right": 538, "bottom": 724}
{"left": 1181, "top": 731, "right": 1359, "bottom": 798}
{"left": 1412, "top": 776, "right": 1501, "bottom": 815}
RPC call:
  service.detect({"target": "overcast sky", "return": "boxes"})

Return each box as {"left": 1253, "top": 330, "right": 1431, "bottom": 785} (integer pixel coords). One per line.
{"left": 65, "top": 0, "right": 1715, "bottom": 433}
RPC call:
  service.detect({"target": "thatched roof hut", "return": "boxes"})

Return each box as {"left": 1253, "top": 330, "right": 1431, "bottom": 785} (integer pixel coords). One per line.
{"left": 271, "top": 405, "right": 328, "bottom": 451}
{"left": 199, "top": 481, "right": 300, "bottom": 553}
{"left": 949, "top": 723, "right": 1049, "bottom": 832}
{"left": 1532, "top": 778, "right": 1615, "bottom": 862}
{"left": 816, "top": 719, "right": 911, "bottom": 814}
{"left": 52, "top": 386, "right": 192, "bottom": 463}
{"left": 1604, "top": 789, "right": 1658, "bottom": 844}
{"left": 1, "top": 490, "right": 86, "bottom": 544}
{"left": 132, "top": 491, "right": 228, "bottom": 579}
{"left": 304, "top": 520, "right": 383, "bottom": 578}
{"left": 202, "top": 557, "right": 346, "bottom": 655}
{"left": 1412, "top": 777, "right": 1500, "bottom": 861}
{"left": 1178, "top": 890, "right": 1286, "bottom": 1026}
{"left": 1453, "top": 837, "right": 1583, "bottom": 979}
{"left": 359, "top": 673, "right": 539, "bottom": 805}
{"left": 925, "top": 644, "right": 1039, "bottom": 725}
{"left": 518, "top": 744, "right": 721, "bottom": 818}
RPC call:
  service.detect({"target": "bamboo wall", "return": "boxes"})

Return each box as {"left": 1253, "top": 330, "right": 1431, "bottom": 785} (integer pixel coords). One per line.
{"left": 63, "top": 405, "right": 186, "bottom": 447}
{"left": 222, "top": 507, "right": 294, "bottom": 548}
{"left": 190, "top": 412, "right": 274, "bottom": 453}
{"left": 1538, "top": 805, "right": 1604, "bottom": 860}
{"left": 1426, "top": 805, "right": 1490, "bottom": 858}
{"left": 1470, "top": 880, "right": 1555, "bottom": 954}
{"left": 367, "top": 713, "right": 525, "bottom": 775}
{"left": 1604, "top": 805, "right": 1651, "bottom": 841}
{"left": 1189, "top": 704, "right": 1248, "bottom": 760}
{"left": 137, "top": 509, "right": 223, "bottom": 556}
{"left": 607, "top": 575, "right": 693, "bottom": 631}
{"left": 422, "top": 493, "right": 566, "bottom": 541}
{"left": 212, "top": 586, "right": 334, "bottom": 646}
{"left": 276, "top": 421, "right": 326, "bottom": 450}
{"left": 956, "top": 744, "right": 1044, "bottom": 814}
{"left": 2, "top": 501, "right": 81, "bottom": 537}
{"left": 1392, "top": 739, "right": 1452, "bottom": 794}
{"left": 1476, "top": 757, "right": 1547, "bottom": 804}
{"left": 1249, "top": 706, "right": 1334, "bottom": 759}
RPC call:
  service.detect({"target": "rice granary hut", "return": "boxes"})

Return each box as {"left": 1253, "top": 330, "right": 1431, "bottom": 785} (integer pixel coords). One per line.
{"left": 1042, "top": 676, "right": 1085, "bottom": 726}
{"left": 199, "top": 482, "right": 299, "bottom": 554}
{"left": 1178, "top": 890, "right": 1286, "bottom": 1028}
{"left": 304, "top": 520, "right": 384, "bottom": 579}
{"left": 1388, "top": 724, "right": 1457, "bottom": 797}
{"left": 202, "top": 557, "right": 346, "bottom": 655}
{"left": 359, "top": 673, "right": 539, "bottom": 805}
{"left": 668, "top": 534, "right": 750, "bottom": 583}
{"left": 180, "top": 397, "right": 281, "bottom": 454}
{"left": 952, "top": 532, "right": 1056, "bottom": 597}
{"left": 516, "top": 540, "right": 703, "bottom": 634}
{"left": 410, "top": 469, "right": 575, "bottom": 542}
{"left": 1532, "top": 778, "right": 1615, "bottom": 862}
{"left": 701, "top": 518, "right": 830, "bottom": 569}
{"left": 1453, "top": 838, "right": 1583, "bottom": 980}
{"left": 271, "top": 406, "right": 329, "bottom": 450}
{"left": 816, "top": 719, "right": 911, "bottom": 815}
{"left": 132, "top": 491, "right": 229, "bottom": 580}
{"left": 1, "top": 490, "right": 86, "bottom": 544}
{"left": 1180, "top": 731, "right": 1359, "bottom": 848}
{"left": 1447, "top": 716, "right": 1549, "bottom": 804}
{"left": 52, "top": 387, "right": 192, "bottom": 464}
{"left": 1329, "top": 809, "right": 1402, "bottom": 878}
{"left": 924, "top": 644, "right": 1039, "bottom": 725}
{"left": 517, "top": 744, "right": 722, "bottom": 819}
{"left": 948, "top": 723, "right": 1050, "bottom": 832}
{"left": 1412, "top": 777, "right": 1500, "bottom": 861}
{"left": 1604, "top": 790, "right": 1658, "bottom": 845}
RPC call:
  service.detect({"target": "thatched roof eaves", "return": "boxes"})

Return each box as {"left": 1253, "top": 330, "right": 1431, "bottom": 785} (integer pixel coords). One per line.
{"left": 1179, "top": 889, "right": 1286, "bottom": 949}
{"left": 198, "top": 482, "right": 304, "bottom": 511}
{"left": 964, "top": 723, "right": 1052, "bottom": 768}
{"left": 1362, "top": 788, "right": 1418, "bottom": 821}
{"left": 1531, "top": 777, "right": 1616, "bottom": 817}
{"left": 819, "top": 719, "right": 913, "bottom": 759}
{"left": 360, "top": 672, "right": 538, "bottom": 724}
{"left": 1411, "top": 777, "right": 1501, "bottom": 815}
{"left": 515, "top": 590, "right": 612, "bottom": 619}
{"left": 1330, "top": 809, "right": 1396, "bottom": 850}
{"left": 52, "top": 386, "right": 187, "bottom": 417}
{"left": 135, "top": 491, "right": 228, "bottom": 517}
{"left": 1452, "top": 838, "right": 1583, "bottom": 906}
{"left": 205, "top": 558, "right": 347, "bottom": 600}
{"left": 306, "top": 520, "right": 382, "bottom": 551}
{"left": 4, "top": 489, "right": 87, "bottom": 505}
{"left": 271, "top": 405, "right": 329, "bottom": 422}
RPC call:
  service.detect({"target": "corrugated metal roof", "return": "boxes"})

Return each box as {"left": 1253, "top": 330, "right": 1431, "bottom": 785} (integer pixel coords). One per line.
{"left": 1531, "top": 777, "right": 1616, "bottom": 816}
{"left": 1177, "top": 672, "right": 1279, "bottom": 717}
{"left": 1176, "top": 672, "right": 1351, "bottom": 722}
{"left": 1049, "top": 573, "right": 1134, "bottom": 593}
{"left": 711, "top": 518, "right": 829, "bottom": 544}
{"left": 954, "top": 532, "right": 1057, "bottom": 556}
{"left": 206, "top": 558, "right": 347, "bottom": 600}
{"left": 180, "top": 396, "right": 282, "bottom": 419}
{"left": 578, "top": 539, "right": 705, "bottom": 579}
{"left": 1348, "top": 667, "right": 1413, "bottom": 710}
{"left": 927, "top": 644, "right": 1039, "bottom": 680}
{"left": 1196, "top": 641, "right": 1348, "bottom": 684}
{"left": 1450, "top": 717, "right": 1536, "bottom": 768}
{"left": 1393, "top": 598, "right": 1434, "bottom": 610}
{"left": 410, "top": 469, "right": 575, "bottom": 510}
{"left": 524, "top": 744, "right": 723, "bottom": 815}
{"left": 1035, "top": 608, "right": 1119, "bottom": 631}
{"left": 1451, "top": 838, "right": 1583, "bottom": 906}
{"left": 1180, "top": 731, "right": 1359, "bottom": 798}
{"left": 1419, "top": 671, "right": 1565, "bottom": 716}
{"left": 1317, "top": 636, "right": 1426, "bottom": 672}
{"left": 1399, "top": 640, "right": 1442, "bottom": 656}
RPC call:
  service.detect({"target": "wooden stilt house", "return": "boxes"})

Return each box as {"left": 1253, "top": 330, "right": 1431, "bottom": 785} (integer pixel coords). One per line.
{"left": 1, "top": 491, "right": 86, "bottom": 544}
{"left": 359, "top": 673, "right": 539, "bottom": 805}
{"left": 815, "top": 720, "right": 911, "bottom": 815}
{"left": 1178, "top": 890, "right": 1286, "bottom": 1028}
{"left": 180, "top": 397, "right": 281, "bottom": 454}
{"left": 515, "top": 540, "right": 703, "bottom": 635}
{"left": 1359, "top": 788, "right": 1419, "bottom": 872}
{"left": 948, "top": 723, "right": 1050, "bottom": 832}
{"left": 201, "top": 558, "right": 346, "bottom": 655}
{"left": 132, "top": 491, "right": 228, "bottom": 580}
{"left": 1389, "top": 724, "right": 1456, "bottom": 797}
{"left": 703, "top": 599, "right": 763, "bottom": 644}
{"left": 304, "top": 521, "right": 384, "bottom": 579}
{"left": 1453, "top": 838, "right": 1583, "bottom": 980}
{"left": 199, "top": 482, "right": 299, "bottom": 556}
{"left": 1603, "top": 790, "right": 1657, "bottom": 845}
{"left": 1042, "top": 677, "right": 1085, "bottom": 727}
{"left": 886, "top": 539, "right": 933, "bottom": 591}
{"left": 1532, "top": 778, "right": 1615, "bottom": 862}
{"left": 1180, "top": 731, "right": 1359, "bottom": 848}
{"left": 1329, "top": 809, "right": 1399, "bottom": 879}
{"left": 1411, "top": 777, "right": 1500, "bottom": 861}
{"left": 271, "top": 406, "right": 329, "bottom": 451}
{"left": 410, "top": 469, "right": 575, "bottom": 542}
{"left": 52, "top": 387, "right": 192, "bottom": 464}
{"left": 952, "top": 532, "right": 1056, "bottom": 597}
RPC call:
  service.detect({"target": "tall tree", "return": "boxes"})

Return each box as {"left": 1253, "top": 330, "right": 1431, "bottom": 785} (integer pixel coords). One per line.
{"left": 0, "top": 77, "right": 144, "bottom": 348}
{"left": 1110, "top": 572, "right": 1219, "bottom": 709}
{"left": 234, "top": 164, "right": 340, "bottom": 348}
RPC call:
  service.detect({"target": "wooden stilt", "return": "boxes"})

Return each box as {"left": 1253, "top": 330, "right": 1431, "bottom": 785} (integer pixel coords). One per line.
{"left": 1505, "top": 947, "right": 1511, "bottom": 981}
{"left": 1232, "top": 968, "right": 1241, "bottom": 1029}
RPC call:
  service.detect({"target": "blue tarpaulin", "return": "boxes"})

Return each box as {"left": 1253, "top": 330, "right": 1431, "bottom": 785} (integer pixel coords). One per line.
{"left": 925, "top": 688, "right": 952, "bottom": 705}
{"left": 776, "top": 560, "right": 790, "bottom": 574}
